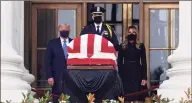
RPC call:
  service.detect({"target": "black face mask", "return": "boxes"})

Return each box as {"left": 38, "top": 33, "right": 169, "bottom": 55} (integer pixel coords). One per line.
{"left": 93, "top": 16, "right": 102, "bottom": 24}
{"left": 60, "top": 30, "right": 69, "bottom": 38}
{"left": 127, "top": 34, "right": 136, "bottom": 41}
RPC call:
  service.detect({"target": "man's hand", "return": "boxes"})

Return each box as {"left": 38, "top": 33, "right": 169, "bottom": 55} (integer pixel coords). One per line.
{"left": 48, "top": 78, "right": 54, "bottom": 86}
{"left": 141, "top": 79, "right": 147, "bottom": 86}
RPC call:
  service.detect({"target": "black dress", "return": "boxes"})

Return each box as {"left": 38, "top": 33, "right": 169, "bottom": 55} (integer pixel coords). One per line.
{"left": 118, "top": 42, "right": 148, "bottom": 101}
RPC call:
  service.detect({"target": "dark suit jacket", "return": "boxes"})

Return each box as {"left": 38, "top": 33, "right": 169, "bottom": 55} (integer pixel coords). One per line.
{"left": 80, "top": 23, "right": 120, "bottom": 51}
{"left": 45, "top": 37, "right": 73, "bottom": 84}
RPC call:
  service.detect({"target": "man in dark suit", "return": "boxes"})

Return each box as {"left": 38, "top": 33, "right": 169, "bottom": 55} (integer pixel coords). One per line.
{"left": 80, "top": 6, "right": 120, "bottom": 51}
{"left": 45, "top": 24, "right": 73, "bottom": 103}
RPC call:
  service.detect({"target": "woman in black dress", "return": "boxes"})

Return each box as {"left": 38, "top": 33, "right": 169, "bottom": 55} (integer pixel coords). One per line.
{"left": 118, "top": 26, "right": 148, "bottom": 102}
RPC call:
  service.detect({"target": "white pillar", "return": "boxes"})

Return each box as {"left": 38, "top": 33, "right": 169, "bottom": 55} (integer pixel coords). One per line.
{"left": 11, "top": 1, "right": 35, "bottom": 84}
{"left": 1, "top": 1, "right": 31, "bottom": 102}
{"left": 158, "top": 1, "right": 192, "bottom": 102}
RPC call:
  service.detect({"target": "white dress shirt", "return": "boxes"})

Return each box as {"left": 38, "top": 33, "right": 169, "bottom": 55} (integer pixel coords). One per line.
{"left": 60, "top": 37, "right": 69, "bottom": 47}
{"left": 94, "top": 23, "right": 102, "bottom": 33}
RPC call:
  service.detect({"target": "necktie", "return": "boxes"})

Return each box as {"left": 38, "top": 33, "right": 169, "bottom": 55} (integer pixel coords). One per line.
{"left": 96, "top": 26, "right": 100, "bottom": 34}
{"left": 63, "top": 40, "right": 68, "bottom": 59}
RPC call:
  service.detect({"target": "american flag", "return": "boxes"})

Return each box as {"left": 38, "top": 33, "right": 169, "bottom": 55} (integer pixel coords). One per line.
{"left": 67, "top": 34, "right": 117, "bottom": 68}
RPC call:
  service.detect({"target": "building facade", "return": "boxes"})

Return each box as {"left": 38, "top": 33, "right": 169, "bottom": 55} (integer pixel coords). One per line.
{"left": 1, "top": 0, "right": 191, "bottom": 102}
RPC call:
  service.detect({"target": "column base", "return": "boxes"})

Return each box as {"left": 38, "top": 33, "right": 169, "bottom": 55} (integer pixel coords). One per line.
{"left": 1, "top": 74, "right": 32, "bottom": 102}
{"left": 1, "top": 54, "right": 32, "bottom": 102}
{"left": 20, "top": 65, "right": 35, "bottom": 84}
{"left": 1, "top": 90, "right": 39, "bottom": 103}
{"left": 1, "top": 90, "right": 28, "bottom": 102}
{"left": 158, "top": 89, "right": 188, "bottom": 103}
{"left": 22, "top": 73, "right": 35, "bottom": 84}
{"left": 158, "top": 65, "right": 191, "bottom": 102}
{"left": 158, "top": 38, "right": 192, "bottom": 102}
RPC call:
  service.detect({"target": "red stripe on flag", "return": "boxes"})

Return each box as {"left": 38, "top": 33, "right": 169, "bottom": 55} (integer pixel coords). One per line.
{"left": 68, "top": 46, "right": 76, "bottom": 53}
{"left": 67, "top": 58, "right": 116, "bottom": 69}
{"left": 67, "top": 36, "right": 81, "bottom": 53}
{"left": 74, "top": 35, "right": 81, "bottom": 52}
{"left": 87, "top": 34, "right": 95, "bottom": 58}
{"left": 101, "top": 37, "right": 116, "bottom": 55}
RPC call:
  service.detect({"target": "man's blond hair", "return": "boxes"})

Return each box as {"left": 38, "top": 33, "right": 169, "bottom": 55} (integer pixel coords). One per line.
{"left": 58, "top": 24, "right": 70, "bottom": 32}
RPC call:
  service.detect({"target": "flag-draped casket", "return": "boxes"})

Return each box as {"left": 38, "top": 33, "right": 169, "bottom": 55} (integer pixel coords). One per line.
{"left": 67, "top": 34, "right": 117, "bottom": 68}
{"left": 61, "top": 34, "right": 123, "bottom": 102}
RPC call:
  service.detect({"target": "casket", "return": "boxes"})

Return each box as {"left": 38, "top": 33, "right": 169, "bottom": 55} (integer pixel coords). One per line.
{"left": 67, "top": 34, "right": 117, "bottom": 69}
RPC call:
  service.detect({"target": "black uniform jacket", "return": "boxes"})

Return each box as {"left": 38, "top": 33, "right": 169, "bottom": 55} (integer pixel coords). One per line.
{"left": 80, "top": 23, "right": 120, "bottom": 51}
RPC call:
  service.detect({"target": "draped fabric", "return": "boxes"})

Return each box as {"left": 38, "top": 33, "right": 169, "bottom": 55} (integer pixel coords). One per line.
{"left": 67, "top": 34, "right": 117, "bottom": 68}
{"left": 61, "top": 70, "right": 123, "bottom": 103}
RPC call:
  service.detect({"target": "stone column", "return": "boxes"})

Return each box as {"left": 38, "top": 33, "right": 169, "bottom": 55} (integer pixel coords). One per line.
{"left": 1, "top": 1, "right": 31, "bottom": 102}
{"left": 158, "top": 1, "right": 192, "bottom": 102}
{"left": 11, "top": 1, "right": 35, "bottom": 84}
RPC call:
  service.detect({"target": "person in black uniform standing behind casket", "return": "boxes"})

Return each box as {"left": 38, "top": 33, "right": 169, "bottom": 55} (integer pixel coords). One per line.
{"left": 80, "top": 6, "right": 120, "bottom": 51}
{"left": 118, "top": 26, "right": 148, "bottom": 102}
